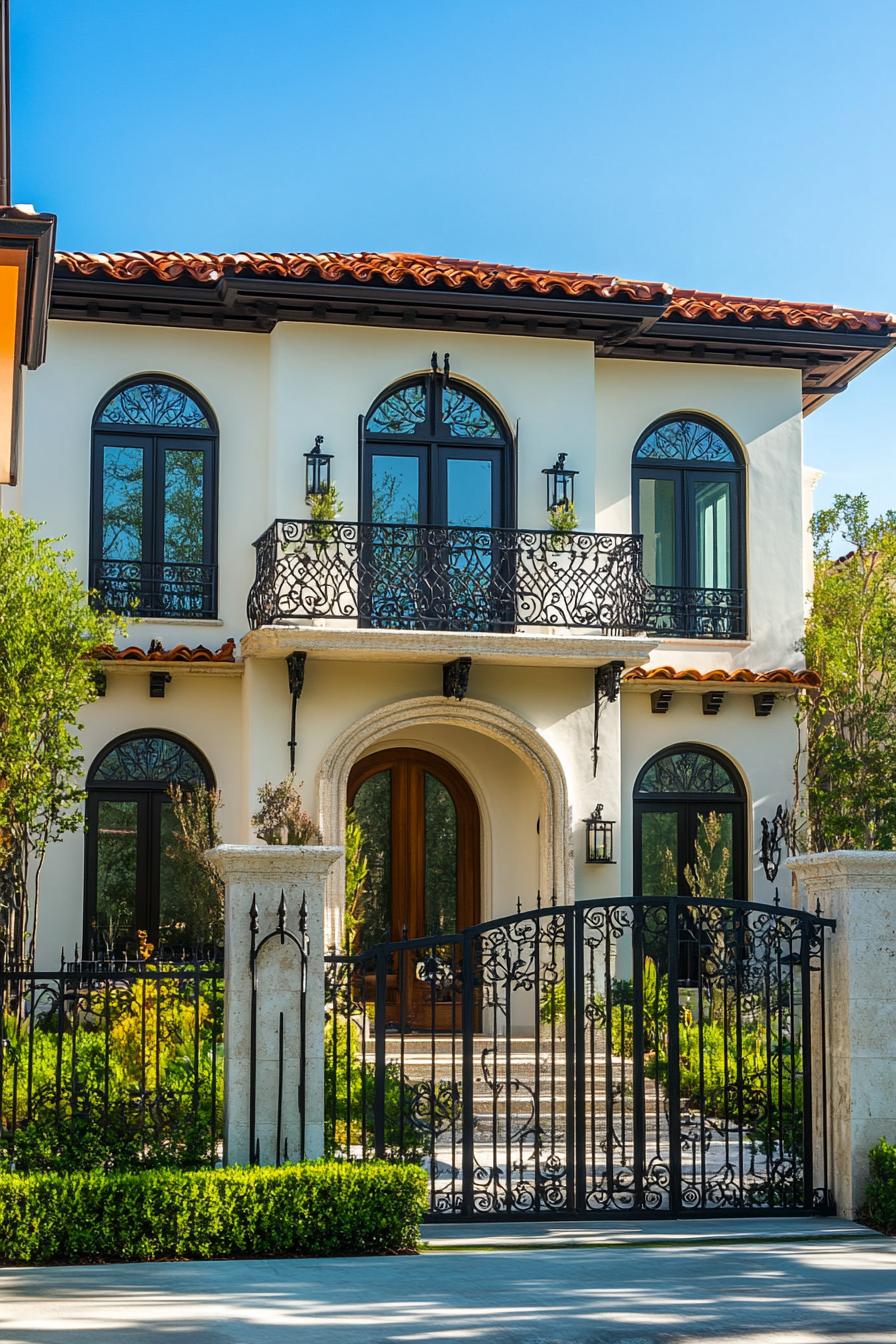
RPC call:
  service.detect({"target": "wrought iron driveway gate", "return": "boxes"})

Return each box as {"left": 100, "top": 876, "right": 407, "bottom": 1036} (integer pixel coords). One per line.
{"left": 324, "top": 895, "right": 834, "bottom": 1220}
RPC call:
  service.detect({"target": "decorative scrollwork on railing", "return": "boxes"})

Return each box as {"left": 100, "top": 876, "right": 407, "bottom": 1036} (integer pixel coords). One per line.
{"left": 646, "top": 584, "right": 746, "bottom": 638}
{"left": 90, "top": 558, "right": 217, "bottom": 619}
{"left": 247, "top": 520, "right": 647, "bottom": 634}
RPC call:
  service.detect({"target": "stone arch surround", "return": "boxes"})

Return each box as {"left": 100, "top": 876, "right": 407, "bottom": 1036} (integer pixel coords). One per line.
{"left": 316, "top": 695, "right": 573, "bottom": 940}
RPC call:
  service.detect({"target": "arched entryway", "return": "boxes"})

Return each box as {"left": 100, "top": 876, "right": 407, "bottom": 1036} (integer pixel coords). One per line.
{"left": 633, "top": 743, "right": 747, "bottom": 902}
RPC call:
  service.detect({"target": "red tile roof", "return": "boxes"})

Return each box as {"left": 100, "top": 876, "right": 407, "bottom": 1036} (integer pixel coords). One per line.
{"left": 623, "top": 665, "right": 820, "bottom": 688}
{"left": 95, "top": 638, "right": 236, "bottom": 663}
{"left": 54, "top": 250, "right": 894, "bottom": 335}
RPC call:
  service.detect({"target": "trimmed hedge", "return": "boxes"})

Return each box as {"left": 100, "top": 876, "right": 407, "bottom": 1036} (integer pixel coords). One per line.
{"left": 863, "top": 1139, "right": 896, "bottom": 1235}
{"left": 0, "top": 1161, "right": 428, "bottom": 1264}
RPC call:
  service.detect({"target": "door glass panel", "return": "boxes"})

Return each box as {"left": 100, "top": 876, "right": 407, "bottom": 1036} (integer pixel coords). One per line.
{"left": 638, "top": 476, "right": 677, "bottom": 587}
{"left": 640, "top": 811, "right": 679, "bottom": 897}
{"left": 446, "top": 458, "right": 493, "bottom": 528}
{"left": 102, "top": 445, "right": 144, "bottom": 559}
{"left": 367, "top": 383, "right": 427, "bottom": 435}
{"left": 423, "top": 773, "right": 458, "bottom": 935}
{"left": 369, "top": 456, "right": 420, "bottom": 626}
{"left": 157, "top": 797, "right": 219, "bottom": 948}
{"left": 445, "top": 458, "right": 494, "bottom": 629}
{"left": 352, "top": 771, "right": 392, "bottom": 945}
{"left": 692, "top": 809, "right": 735, "bottom": 901}
{"left": 163, "top": 449, "right": 205, "bottom": 564}
{"left": 693, "top": 479, "right": 732, "bottom": 589}
{"left": 93, "top": 799, "right": 139, "bottom": 947}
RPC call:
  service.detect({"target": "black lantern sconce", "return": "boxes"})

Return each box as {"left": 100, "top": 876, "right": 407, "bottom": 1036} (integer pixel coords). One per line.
{"left": 304, "top": 435, "right": 333, "bottom": 499}
{"left": 584, "top": 804, "right": 615, "bottom": 864}
{"left": 542, "top": 453, "right": 578, "bottom": 510}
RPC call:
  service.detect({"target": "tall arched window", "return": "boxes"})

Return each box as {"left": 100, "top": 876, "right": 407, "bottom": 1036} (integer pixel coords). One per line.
{"left": 85, "top": 731, "right": 216, "bottom": 951}
{"left": 361, "top": 371, "right": 513, "bottom": 629}
{"left": 90, "top": 376, "right": 218, "bottom": 618}
{"left": 632, "top": 415, "right": 745, "bottom": 637}
{"left": 633, "top": 744, "right": 746, "bottom": 905}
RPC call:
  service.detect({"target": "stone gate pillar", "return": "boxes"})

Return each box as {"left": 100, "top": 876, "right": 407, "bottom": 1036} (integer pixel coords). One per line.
{"left": 788, "top": 851, "right": 896, "bottom": 1219}
{"left": 206, "top": 844, "right": 342, "bottom": 1167}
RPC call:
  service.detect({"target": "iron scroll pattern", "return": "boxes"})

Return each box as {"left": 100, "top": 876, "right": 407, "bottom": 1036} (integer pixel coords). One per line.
{"left": 248, "top": 520, "right": 646, "bottom": 635}
{"left": 646, "top": 583, "right": 746, "bottom": 639}
{"left": 90, "top": 557, "right": 217, "bottom": 620}
{"left": 325, "top": 895, "right": 833, "bottom": 1222}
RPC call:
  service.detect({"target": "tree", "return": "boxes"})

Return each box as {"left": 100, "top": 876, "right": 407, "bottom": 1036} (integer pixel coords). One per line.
{"left": 799, "top": 494, "right": 896, "bottom": 850}
{"left": 0, "top": 513, "right": 121, "bottom": 963}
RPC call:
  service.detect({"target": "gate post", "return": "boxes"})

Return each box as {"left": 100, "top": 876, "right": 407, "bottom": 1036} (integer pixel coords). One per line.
{"left": 206, "top": 843, "right": 342, "bottom": 1167}
{"left": 788, "top": 851, "right": 896, "bottom": 1219}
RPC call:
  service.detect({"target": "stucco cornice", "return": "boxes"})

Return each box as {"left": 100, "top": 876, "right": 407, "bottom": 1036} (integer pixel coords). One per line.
{"left": 205, "top": 844, "right": 343, "bottom": 882}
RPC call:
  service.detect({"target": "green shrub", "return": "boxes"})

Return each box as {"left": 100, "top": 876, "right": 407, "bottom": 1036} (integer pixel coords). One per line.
{"left": 863, "top": 1138, "right": 896, "bottom": 1234}
{"left": 0, "top": 1160, "right": 428, "bottom": 1264}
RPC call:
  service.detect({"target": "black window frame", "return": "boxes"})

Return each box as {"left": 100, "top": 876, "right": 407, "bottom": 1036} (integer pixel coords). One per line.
{"left": 83, "top": 729, "right": 216, "bottom": 952}
{"left": 89, "top": 374, "right": 219, "bottom": 620}
{"left": 632, "top": 413, "right": 746, "bottom": 639}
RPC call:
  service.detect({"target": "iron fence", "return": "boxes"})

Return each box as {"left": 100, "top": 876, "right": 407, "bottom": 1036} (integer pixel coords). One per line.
{"left": 0, "top": 947, "right": 223, "bottom": 1172}
{"left": 89, "top": 558, "right": 217, "bottom": 619}
{"left": 324, "top": 894, "right": 834, "bottom": 1221}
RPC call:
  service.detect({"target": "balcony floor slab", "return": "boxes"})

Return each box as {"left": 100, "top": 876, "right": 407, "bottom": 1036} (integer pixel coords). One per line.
{"left": 242, "top": 625, "right": 657, "bottom": 669}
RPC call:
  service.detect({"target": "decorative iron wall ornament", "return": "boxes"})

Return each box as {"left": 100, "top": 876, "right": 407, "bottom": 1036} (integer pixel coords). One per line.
{"left": 286, "top": 651, "right": 307, "bottom": 772}
{"left": 760, "top": 803, "right": 791, "bottom": 884}
{"left": 248, "top": 521, "right": 646, "bottom": 635}
{"left": 442, "top": 656, "right": 472, "bottom": 701}
{"left": 304, "top": 434, "right": 332, "bottom": 498}
{"left": 322, "top": 893, "right": 834, "bottom": 1221}
{"left": 592, "top": 660, "right": 625, "bottom": 775}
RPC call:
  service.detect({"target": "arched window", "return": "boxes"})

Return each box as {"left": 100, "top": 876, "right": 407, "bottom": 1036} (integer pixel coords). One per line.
{"left": 90, "top": 376, "right": 218, "bottom": 618}
{"left": 633, "top": 744, "right": 746, "bottom": 905}
{"left": 361, "top": 371, "right": 513, "bottom": 629}
{"left": 85, "top": 731, "right": 216, "bottom": 951}
{"left": 632, "top": 415, "right": 745, "bottom": 637}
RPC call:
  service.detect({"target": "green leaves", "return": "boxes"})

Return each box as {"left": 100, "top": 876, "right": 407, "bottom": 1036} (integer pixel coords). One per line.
{"left": 0, "top": 1161, "right": 428, "bottom": 1263}
{"left": 0, "top": 512, "right": 122, "bottom": 958}
{"left": 800, "top": 493, "right": 896, "bottom": 850}
{"left": 863, "top": 1138, "right": 896, "bottom": 1234}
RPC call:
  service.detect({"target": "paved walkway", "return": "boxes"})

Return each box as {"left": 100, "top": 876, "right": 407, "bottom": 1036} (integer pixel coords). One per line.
{"left": 0, "top": 1220, "right": 894, "bottom": 1343}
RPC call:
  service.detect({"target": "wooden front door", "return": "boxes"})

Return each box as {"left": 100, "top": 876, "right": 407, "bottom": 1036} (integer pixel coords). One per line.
{"left": 347, "top": 748, "right": 480, "bottom": 1027}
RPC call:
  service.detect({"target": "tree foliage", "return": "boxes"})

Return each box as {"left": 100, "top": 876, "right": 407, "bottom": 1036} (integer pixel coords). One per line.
{"left": 799, "top": 494, "right": 896, "bottom": 850}
{"left": 0, "top": 513, "right": 121, "bottom": 961}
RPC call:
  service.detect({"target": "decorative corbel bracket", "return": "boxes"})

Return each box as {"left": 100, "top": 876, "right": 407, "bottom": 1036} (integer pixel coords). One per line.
{"left": 702, "top": 690, "right": 725, "bottom": 716}
{"left": 286, "top": 651, "right": 307, "bottom": 772}
{"left": 149, "top": 670, "right": 171, "bottom": 699}
{"left": 650, "top": 688, "right": 673, "bottom": 714}
{"left": 754, "top": 692, "right": 777, "bottom": 717}
{"left": 592, "top": 660, "right": 625, "bottom": 776}
{"left": 443, "top": 656, "right": 471, "bottom": 701}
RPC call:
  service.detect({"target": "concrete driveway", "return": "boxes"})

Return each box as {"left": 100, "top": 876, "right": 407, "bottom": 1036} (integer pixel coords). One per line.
{"left": 0, "top": 1221, "right": 894, "bottom": 1343}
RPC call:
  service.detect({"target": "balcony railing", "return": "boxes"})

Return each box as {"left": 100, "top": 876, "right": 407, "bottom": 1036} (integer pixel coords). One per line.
{"left": 247, "top": 520, "right": 647, "bottom": 635}
{"left": 90, "top": 559, "right": 217, "bottom": 620}
{"left": 646, "top": 584, "right": 746, "bottom": 640}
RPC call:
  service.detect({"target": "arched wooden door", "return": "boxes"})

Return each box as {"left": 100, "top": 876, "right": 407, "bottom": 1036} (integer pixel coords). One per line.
{"left": 348, "top": 747, "right": 480, "bottom": 1026}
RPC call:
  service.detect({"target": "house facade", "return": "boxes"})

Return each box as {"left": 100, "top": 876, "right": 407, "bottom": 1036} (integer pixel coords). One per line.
{"left": 3, "top": 251, "right": 893, "bottom": 961}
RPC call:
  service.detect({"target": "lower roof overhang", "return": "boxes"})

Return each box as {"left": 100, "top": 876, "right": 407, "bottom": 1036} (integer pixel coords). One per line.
{"left": 242, "top": 625, "right": 657, "bottom": 670}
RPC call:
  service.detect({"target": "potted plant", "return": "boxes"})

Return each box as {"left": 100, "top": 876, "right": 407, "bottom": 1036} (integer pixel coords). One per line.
{"left": 547, "top": 498, "right": 578, "bottom": 551}
{"left": 308, "top": 484, "right": 343, "bottom": 545}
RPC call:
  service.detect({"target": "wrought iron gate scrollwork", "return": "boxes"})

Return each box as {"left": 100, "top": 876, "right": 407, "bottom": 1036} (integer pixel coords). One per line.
{"left": 323, "top": 893, "right": 834, "bottom": 1222}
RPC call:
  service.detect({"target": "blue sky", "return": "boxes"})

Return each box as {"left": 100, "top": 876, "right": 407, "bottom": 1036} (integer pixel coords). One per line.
{"left": 12, "top": 0, "right": 895, "bottom": 514}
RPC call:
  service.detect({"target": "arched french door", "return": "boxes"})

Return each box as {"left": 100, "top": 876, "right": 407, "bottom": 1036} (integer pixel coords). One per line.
{"left": 633, "top": 744, "right": 747, "bottom": 982}
{"left": 360, "top": 371, "right": 514, "bottom": 629}
{"left": 348, "top": 747, "right": 480, "bottom": 1025}
{"left": 633, "top": 744, "right": 747, "bottom": 902}
{"left": 84, "top": 730, "right": 215, "bottom": 952}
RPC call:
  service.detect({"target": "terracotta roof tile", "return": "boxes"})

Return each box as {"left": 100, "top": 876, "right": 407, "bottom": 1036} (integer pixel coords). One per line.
{"left": 55, "top": 250, "right": 670, "bottom": 305}
{"left": 52, "top": 250, "right": 896, "bottom": 335}
{"left": 94, "top": 638, "right": 236, "bottom": 663}
{"left": 623, "top": 665, "right": 820, "bottom": 688}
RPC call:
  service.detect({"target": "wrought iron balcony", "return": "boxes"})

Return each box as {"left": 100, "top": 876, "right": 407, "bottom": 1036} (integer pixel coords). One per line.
{"left": 247, "top": 520, "right": 647, "bottom": 635}
{"left": 90, "top": 559, "right": 218, "bottom": 620}
{"left": 646, "top": 585, "right": 747, "bottom": 640}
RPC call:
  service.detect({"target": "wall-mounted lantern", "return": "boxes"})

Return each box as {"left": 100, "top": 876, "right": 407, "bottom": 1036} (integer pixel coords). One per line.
{"left": 304, "top": 435, "right": 333, "bottom": 499}
{"left": 542, "top": 453, "right": 578, "bottom": 510}
{"left": 584, "top": 804, "right": 615, "bottom": 864}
